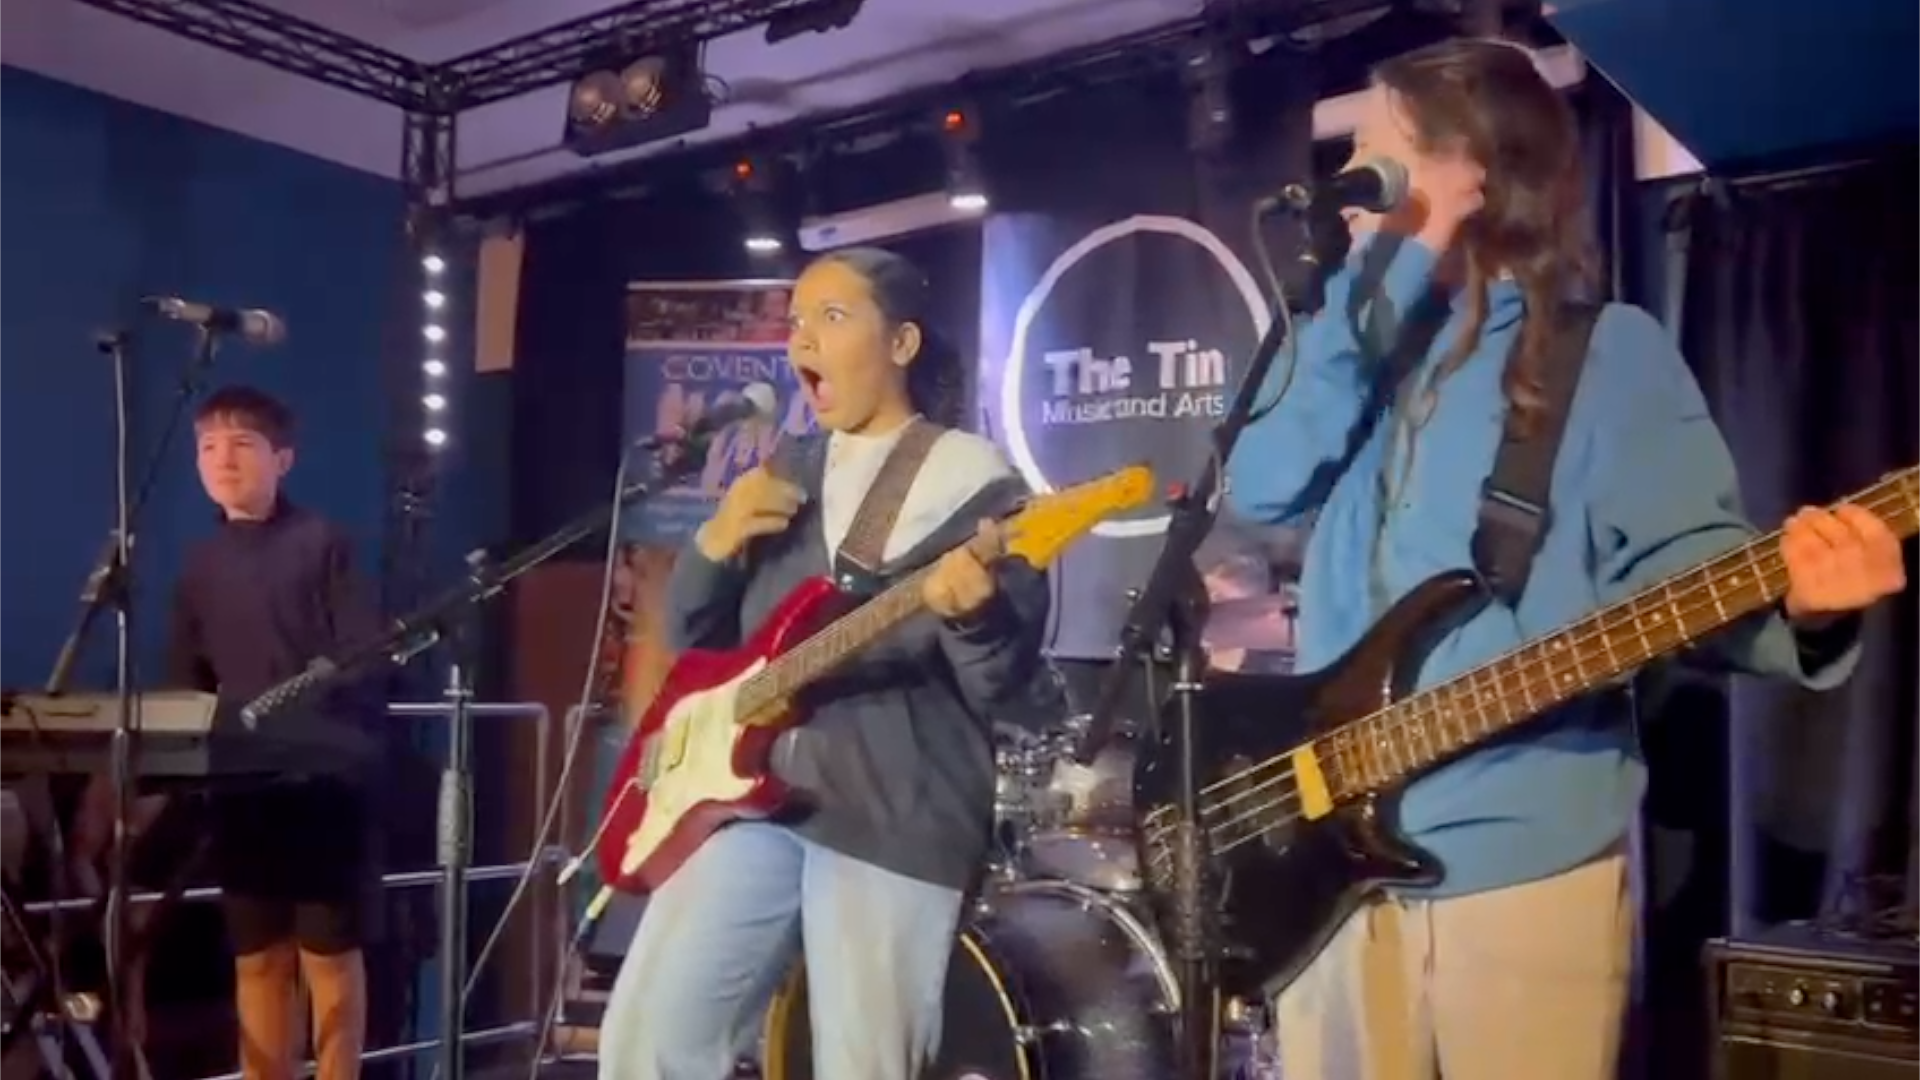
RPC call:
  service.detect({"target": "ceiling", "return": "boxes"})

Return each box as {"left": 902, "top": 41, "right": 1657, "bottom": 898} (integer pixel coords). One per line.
{"left": 3, "top": 0, "right": 1203, "bottom": 198}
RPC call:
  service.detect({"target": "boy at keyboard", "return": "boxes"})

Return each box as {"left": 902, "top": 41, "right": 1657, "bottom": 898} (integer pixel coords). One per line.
{"left": 166, "top": 385, "right": 382, "bottom": 1080}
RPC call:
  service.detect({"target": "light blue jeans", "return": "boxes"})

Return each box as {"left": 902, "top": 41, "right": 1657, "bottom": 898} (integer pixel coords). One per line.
{"left": 596, "top": 822, "right": 964, "bottom": 1080}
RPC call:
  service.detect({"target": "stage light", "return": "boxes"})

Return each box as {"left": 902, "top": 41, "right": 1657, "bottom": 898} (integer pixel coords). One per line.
{"left": 420, "top": 245, "right": 451, "bottom": 451}
{"left": 568, "top": 71, "right": 624, "bottom": 129}
{"left": 937, "top": 105, "right": 988, "bottom": 213}
{"left": 731, "top": 155, "right": 789, "bottom": 257}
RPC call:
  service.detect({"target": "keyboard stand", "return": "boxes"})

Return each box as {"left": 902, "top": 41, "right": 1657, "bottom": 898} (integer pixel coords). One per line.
{"left": 0, "top": 783, "right": 203, "bottom": 1080}
{"left": 2, "top": 887, "right": 111, "bottom": 1080}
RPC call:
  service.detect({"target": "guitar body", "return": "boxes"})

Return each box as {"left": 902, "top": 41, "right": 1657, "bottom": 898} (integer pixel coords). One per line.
{"left": 594, "top": 577, "right": 847, "bottom": 894}
{"left": 587, "top": 464, "right": 1162, "bottom": 897}
{"left": 1134, "top": 570, "right": 1485, "bottom": 999}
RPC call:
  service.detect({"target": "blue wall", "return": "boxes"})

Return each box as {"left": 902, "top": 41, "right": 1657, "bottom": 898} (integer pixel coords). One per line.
{"left": 0, "top": 66, "right": 405, "bottom": 690}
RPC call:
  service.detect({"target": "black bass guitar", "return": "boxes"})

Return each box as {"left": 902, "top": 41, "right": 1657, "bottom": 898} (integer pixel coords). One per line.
{"left": 1135, "top": 467, "right": 1918, "bottom": 999}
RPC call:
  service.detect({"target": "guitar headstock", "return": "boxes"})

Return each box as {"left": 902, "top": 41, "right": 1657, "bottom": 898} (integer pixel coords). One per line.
{"left": 1004, "top": 465, "right": 1156, "bottom": 568}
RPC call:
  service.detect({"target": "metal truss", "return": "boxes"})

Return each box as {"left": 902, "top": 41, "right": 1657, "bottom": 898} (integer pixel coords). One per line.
{"left": 433, "top": 0, "right": 819, "bottom": 111}
{"left": 381, "top": 110, "right": 458, "bottom": 618}
{"left": 69, "top": 0, "right": 426, "bottom": 110}
{"left": 74, "top": 0, "right": 839, "bottom": 116}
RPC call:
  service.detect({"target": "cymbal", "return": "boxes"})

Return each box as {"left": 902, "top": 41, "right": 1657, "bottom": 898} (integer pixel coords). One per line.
{"left": 1203, "top": 594, "right": 1299, "bottom": 651}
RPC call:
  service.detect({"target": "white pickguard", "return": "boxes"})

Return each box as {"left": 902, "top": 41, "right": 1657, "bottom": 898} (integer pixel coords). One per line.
{"left": 620, "top": 658, "right": 767, "bottom": 878}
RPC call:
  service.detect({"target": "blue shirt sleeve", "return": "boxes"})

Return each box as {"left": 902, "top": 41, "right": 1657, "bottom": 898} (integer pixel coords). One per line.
{"left": 1581, "top": 304, "right": 1859, "bottom": 689}
{"left": 1226, "top": 234, "right": 1442, "bottom": 525}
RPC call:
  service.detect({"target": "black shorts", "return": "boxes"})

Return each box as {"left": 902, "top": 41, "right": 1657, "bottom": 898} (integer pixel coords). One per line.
{"left": 210, "top": 778, "right": 378, "bottom": 956}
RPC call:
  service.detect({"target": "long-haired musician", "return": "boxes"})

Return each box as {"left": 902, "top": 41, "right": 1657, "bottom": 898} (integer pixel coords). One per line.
{"left": 596, "top": 248, "right": 1052, "bottom": 1079}
{"left": 1225, "top": 38, "right": 1907, "bottom": 1080}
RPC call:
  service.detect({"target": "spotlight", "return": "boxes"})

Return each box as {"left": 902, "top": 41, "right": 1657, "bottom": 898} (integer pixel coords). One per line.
{"left": 424, "top": 428, "right": 448, "bottom": 449}
{"left": 423, "top": 393, "right": 447, "bottom": 411}
{"left": 423, "top": 359, "right": 447, "bottom": 377}
{"left": 731, "top": 155, "right": 789, "bottom": 256}
{"left": 423, "top": 325, "right": 447, "bottom": 343}
{"left": 620, "top": 57, "right": 669, "bottom": 118}
{"left": 937, "top": 105, "right": 988, "bottom": 213}
{"left": 568, "top": 71, "right": 624, "bottom": 128}
{"left": 422, "top": 254, "right": 446, "bottom": 275}
{"left": 424, "top": 290, "right": 446, "bottom": 309}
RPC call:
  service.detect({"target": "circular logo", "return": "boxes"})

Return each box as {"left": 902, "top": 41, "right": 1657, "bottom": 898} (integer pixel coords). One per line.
{"left": 998, "top": 215, "right": 1271, "bottom": 538}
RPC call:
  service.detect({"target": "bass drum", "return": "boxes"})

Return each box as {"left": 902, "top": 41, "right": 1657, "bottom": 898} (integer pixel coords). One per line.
{"left": 761, "top": 879, "right": 1177, "bottom": 1079}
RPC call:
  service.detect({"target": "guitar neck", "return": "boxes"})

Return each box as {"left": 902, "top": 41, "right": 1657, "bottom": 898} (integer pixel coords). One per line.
{"left": 1325, "top": 468, "right": 1920, "bottom": 796}
{"left": 734, "top": 564, "right": 941, "bottom": 719}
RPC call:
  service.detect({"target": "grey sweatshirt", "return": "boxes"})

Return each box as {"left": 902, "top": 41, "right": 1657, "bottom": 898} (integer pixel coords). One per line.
{"left": 662, "top": 432, "right": 1052, "bottom": 889}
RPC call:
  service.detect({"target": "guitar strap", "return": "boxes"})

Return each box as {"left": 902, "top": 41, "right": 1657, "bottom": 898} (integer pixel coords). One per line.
{"left": 832, "top": 418, "right": 945, "bottom": 583}
{"left": 1471, "top": 302, "right": 1602, "bottom": 608}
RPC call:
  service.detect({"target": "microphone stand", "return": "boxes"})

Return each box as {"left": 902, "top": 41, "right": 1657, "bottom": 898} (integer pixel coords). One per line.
{"left": 1075, "top": 208, "right": 1331, "bottom": 1079}
{"left": 239, "top": 442, "right": 705, "bottom": 1080}
{"left": 39, "top": 326, "right": 220, "bottom": 1078}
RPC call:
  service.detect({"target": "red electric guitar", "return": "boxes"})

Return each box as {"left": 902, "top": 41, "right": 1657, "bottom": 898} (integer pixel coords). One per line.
{"left": 593, "top": 464, "right": 1156, "bottom": 895}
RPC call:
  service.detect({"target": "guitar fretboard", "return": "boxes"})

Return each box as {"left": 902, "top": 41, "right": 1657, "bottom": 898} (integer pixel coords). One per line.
{"left": 731, "top": 564, "right": 943, "bottom": 722}
{"left": 1317, "top": 468, "right": 1919, "bottom": 797}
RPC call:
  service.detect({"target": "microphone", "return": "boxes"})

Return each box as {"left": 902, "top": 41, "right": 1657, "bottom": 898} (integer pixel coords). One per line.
{"left": 637, "top": 381, "right": 778, "bottom": 449}
{"left": 143, "top": 297, "right": 287, "bottom": 346}
{"left": 1277, "top": 159, "right": 1411, "bottom": 214}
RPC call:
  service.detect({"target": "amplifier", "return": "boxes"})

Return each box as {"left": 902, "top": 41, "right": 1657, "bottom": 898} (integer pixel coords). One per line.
{"left": 1707, "top": 924, "right": 1918, "bottom": 1080}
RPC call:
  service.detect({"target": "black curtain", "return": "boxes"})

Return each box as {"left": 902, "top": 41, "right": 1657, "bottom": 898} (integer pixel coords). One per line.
{"left": 1669, "top": 157, "right": 1920, "bottom": 938}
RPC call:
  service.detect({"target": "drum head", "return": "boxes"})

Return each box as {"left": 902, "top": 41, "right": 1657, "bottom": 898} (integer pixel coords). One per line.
{"left": 762, "top": 934, "right": 1028, "bottom": 1080}
{"left": 761, "top": 880, "right": 1176, "bottom": 1080}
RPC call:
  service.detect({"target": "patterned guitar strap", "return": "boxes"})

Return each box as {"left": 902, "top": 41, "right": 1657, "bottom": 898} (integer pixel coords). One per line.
{"left": 830, "top": 418, "right": 945, "bottom": 589}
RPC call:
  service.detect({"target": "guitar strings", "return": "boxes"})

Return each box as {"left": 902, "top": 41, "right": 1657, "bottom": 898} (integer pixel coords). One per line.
{"left": 1141, "top": 476, "right": 1916, "bottom": 876}
{"left": 1198, "top": 487, "right": 1914, "bottom": 857}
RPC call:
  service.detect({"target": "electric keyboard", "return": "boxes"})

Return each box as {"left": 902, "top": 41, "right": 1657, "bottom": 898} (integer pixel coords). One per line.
{"left": 0, "top": 691, "right": 368, "bottom": 780}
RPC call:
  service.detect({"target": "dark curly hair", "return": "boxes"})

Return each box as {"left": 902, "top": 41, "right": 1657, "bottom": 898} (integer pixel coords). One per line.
{"left": 810, "top": 247, "right": 967, "bottom": 429}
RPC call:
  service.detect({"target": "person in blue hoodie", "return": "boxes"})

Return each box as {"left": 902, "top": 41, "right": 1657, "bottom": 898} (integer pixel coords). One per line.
{"left": 1224, "top": 38, "right": 1908, "bottom": 1080}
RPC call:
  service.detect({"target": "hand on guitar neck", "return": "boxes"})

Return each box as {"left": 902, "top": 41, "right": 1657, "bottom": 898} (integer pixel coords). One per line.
{"left": 922, "top": 519, "right": 1005, "bottom": 621}
{"left": 695, "top": 465, "right": 807, "bottom": 562}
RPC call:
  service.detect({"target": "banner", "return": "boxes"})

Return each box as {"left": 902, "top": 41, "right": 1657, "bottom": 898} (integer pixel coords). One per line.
{"left": 979, "top": 211, "right": 1279, "bottom": 658}
{"left": 620, "top": 280, "right": 817, "bottom": 545}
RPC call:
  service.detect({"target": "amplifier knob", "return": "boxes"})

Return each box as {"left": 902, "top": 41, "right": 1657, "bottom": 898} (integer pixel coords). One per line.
{"left": 1820, "top": 989, "right": 1843, "bottom": 1013}
{"left": 1789, "top": 985, "right": 1808, "bottom": 1006}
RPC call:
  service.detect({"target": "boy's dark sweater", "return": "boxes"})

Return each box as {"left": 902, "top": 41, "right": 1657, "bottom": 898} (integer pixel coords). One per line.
{"left": 168, "top": 499, "right": 384, "bottom": 781}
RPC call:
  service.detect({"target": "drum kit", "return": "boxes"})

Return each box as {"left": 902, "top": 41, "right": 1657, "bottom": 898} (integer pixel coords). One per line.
{"left": 761, "top": 589, "right": 1300, "bottom": 1080}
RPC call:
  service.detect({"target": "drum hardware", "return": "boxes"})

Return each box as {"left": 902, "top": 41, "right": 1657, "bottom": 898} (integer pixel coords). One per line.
{"left": 1075, "top": 201, "right": 1321, "bottom": 1078}
{"left": 1200, "top": 594, "right": 1300, "bottom": 654}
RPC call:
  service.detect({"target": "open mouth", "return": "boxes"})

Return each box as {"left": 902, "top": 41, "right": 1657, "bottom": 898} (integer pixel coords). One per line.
{"left": 795, "top": 365, "right": 832, "bottom": 411}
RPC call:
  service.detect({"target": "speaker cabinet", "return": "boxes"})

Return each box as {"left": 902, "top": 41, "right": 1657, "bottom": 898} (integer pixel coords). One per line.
{"left": 1707, "top": 925, "right": 1917, "bottom": 1080}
